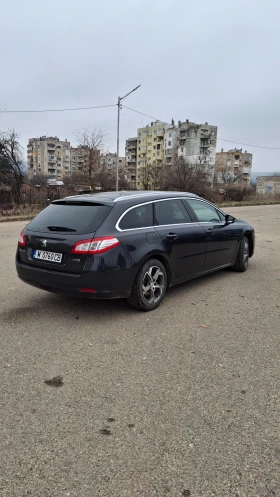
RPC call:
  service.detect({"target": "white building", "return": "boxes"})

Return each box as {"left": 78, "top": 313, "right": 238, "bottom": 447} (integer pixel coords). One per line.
{"left": 164, "top": 120, "right": 217, "bottom": 168}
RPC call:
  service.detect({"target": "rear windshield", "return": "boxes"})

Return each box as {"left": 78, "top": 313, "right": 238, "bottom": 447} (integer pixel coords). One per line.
{"left": 26, "top": 202, "right": 112, "bottom": 234}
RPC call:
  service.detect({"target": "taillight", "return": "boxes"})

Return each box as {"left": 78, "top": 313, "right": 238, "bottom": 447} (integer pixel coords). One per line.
{"left": 18, "top": 232, "right": 26, "bottom": 247}
{"left": 71, "top": 236, "right": 120, "bottom": 255}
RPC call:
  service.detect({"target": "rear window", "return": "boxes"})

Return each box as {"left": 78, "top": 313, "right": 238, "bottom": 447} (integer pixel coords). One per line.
{"left": 26, "top": 202, "right": 112, "bottom": 234}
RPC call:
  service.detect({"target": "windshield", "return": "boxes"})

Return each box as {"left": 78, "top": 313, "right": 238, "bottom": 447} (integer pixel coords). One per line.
{"left": 26, "top": 202, "right": 112, "bottom": 234}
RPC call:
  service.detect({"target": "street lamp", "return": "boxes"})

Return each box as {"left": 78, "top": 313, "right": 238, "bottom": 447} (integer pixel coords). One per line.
{"left": 116, "top": 85, "right": 141, "bottom": 191}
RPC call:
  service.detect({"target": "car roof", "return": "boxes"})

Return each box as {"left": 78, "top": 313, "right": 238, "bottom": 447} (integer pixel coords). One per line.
{"left": 61, "top": 190, "right": 200, "bottom": 204}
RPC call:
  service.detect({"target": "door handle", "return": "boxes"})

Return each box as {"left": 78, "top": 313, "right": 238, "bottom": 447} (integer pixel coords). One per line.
{"left": 207, "top": 228, "right": 214, "bottom": 234}
{"left": 166, "top": 233, "right": 178, "bottom": 240}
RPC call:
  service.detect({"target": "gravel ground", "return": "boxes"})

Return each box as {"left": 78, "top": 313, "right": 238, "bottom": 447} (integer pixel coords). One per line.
{"left": 0, "top": 204, "right": 279, "bottom": 497}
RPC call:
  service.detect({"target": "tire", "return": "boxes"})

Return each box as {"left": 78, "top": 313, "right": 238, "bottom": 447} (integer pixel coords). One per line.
{"left": 127, "top": 259, "right": 167, "bottom": 311}
{"left": 232, "top": 236, "right": 249, "bottom": 272}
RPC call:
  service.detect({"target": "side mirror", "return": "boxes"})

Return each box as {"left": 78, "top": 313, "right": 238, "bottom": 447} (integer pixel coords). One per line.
{"left": 225, "top": 214, "right": 235, "bottom": 225}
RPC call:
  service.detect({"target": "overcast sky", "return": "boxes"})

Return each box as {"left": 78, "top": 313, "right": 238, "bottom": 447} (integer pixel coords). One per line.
{"left": 1, "top": 0, "right": 280, "bottom": 172}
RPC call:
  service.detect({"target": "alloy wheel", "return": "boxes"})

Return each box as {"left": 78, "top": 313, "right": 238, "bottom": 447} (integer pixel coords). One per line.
{"left": 142, "top": 266, "right": 165, "bottom": 305}
{"left": 243, "top": 238, "right": 249, "bottom": 266}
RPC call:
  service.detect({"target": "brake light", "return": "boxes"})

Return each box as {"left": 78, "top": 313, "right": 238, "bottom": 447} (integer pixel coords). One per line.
{"left": 71, "top": 236, "right": 120, "bottom": 254}
{"left": 18, "top": 232, "right": 26, "bottom": 247}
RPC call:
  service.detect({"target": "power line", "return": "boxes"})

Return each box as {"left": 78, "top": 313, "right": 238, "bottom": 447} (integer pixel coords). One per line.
{"left": 0, "top": 104, "right": 116, "bottom": 114}
{"left": 121, "top": 105, "right": 159, "bottom": 122}
{"left": 1, "top": 100, "right": 280, "bottom": 151}
{"left": 123, "top": 105, "right": 280, "bottom": 151}
{"left": 217, "top": 138, "right": 280, "bottom": 151}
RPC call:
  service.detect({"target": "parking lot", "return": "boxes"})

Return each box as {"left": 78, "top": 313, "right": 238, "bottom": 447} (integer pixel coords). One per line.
{"left": 0, "top": 204, "right": 279, "bottom": 497}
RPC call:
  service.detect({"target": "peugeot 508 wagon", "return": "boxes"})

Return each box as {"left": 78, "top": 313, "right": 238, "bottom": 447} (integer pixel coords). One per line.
{"left": 16, "top": 191, "right": 255, "bottom": 311}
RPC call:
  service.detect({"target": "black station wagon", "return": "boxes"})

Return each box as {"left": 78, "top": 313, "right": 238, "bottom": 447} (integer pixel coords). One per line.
{"left": 16, "top": 191, "right": 255, "bottom": 311}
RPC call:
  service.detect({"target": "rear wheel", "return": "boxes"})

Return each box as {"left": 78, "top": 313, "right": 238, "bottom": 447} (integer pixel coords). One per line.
{"left": 127, "top": 259, "right": 167, "bottom": 311}
{"left": 232, "top": 236, "right": 249, "bottom": 272}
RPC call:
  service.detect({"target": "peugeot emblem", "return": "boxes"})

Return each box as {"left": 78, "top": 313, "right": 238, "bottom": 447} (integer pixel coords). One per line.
{"left": 42, "top": 239, "right": 47, "bottom": 248}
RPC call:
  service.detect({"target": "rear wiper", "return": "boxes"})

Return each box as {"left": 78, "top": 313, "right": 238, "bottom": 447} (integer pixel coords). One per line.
{"left": 47, "top": 226, "right": 77, "bottom": 232}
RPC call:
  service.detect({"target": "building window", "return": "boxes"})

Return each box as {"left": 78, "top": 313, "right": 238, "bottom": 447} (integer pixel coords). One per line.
{"left": 181, "top": 148, "right": 183, "bottom": 152}
{"left": 168, "top": 141, "right": 171, "bottom": 146}
{"left": 235, "top": 155, "right": 239, "bottom": 160}
{"left": 169, "top": 133, "right": 172, "bottom": 137}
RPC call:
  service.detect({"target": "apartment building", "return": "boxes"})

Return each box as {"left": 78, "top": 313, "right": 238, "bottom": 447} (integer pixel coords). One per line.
{"left": 100, "top": 153, "right": 125, "bottom": 174}
{"left": 125, "top": 137, "right": 137, "bottom": 189}
{"left": 70, "top": 145, "right": 88, "bottom": 175}
{"left": 70, "top": 145, "right": 100, "bottom": 178}
{"left": 176, "top": 120, "right": 217, "bottom": 167}
{"left": 164, "top": 122, "right": 178, "bottom": 164}
{"left": 27, "top": 136, "right": 71, "bottom": 179}
{"left": 256, "top": 175, "right": 280, "bottom": 194}
{"left": 215, "top": 148, "right": 252, "bottom": 185}
{"left": 137, "top": 121, "right": 165, "bottom": 188}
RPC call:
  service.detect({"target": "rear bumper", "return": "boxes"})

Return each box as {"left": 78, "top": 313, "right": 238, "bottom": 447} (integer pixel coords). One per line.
{"left": 16, "top": 260, "right": 133, "bottom": 299}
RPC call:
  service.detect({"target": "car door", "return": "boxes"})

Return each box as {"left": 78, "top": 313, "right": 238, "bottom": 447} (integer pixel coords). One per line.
{"left": 186, "top": 198, "right": 241, "bottom": 271}
{"left": 154, "top": 198, "right": 206, "bottom": 281}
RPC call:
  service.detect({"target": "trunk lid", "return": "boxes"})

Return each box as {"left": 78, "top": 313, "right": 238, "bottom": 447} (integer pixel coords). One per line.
{"left": 19, "top": 200, "right": 112, "bottom": 274}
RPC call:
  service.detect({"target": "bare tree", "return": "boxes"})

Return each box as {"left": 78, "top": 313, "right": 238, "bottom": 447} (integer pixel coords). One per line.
{"left": 74, "top": 127, "right": 107, "bottom": 187}
{"left": 28, "top": 173, "right": 49, "bottom": 187}
{"left": 213, "top": 155, "right": 242, "bottom": 185}
{"left": 0, "top": 129, "right": 25, "bottom": 204}
{"left": 159, "top": 151, "right": 215, "bottom": 200}
{"left": 139, "top": 161, "right": 162, "bottom": 190}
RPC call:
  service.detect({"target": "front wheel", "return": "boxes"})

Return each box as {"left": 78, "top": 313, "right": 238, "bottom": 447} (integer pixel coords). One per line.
{"left": 127, "top": 259, "right": 167, "bottom": 311}
{"left": 232, "top": 236, "right": 249, "bottom": 272}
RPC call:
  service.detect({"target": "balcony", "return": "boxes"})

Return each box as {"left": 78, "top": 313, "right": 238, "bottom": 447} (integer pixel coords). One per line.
{"left": 48, "top": 158, "right": 56, "bottom": 163}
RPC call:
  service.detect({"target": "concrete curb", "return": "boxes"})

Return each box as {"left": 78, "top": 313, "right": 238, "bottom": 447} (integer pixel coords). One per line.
{"left": 0, "top": 214, "right": 39, "bottom": 223}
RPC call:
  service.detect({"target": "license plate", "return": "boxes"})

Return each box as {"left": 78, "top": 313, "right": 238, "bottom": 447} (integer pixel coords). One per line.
{"left": 33, "top": 250, "right": 63, "bottom": 264}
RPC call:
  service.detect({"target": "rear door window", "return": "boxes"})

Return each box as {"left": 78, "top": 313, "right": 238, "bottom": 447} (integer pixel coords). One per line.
{"left": 154, "top": 199, "right": 192, "bottom": 225}
{"left": 119, "top": 203, "right": 153, "bottom": 230}
{"left": 26, "top": 202, "right": 112, "bottom": 234}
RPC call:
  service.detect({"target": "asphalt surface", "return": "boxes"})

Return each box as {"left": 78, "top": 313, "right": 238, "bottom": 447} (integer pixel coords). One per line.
{"left": 0, "top": 205, "right": 279, "bottom": 497}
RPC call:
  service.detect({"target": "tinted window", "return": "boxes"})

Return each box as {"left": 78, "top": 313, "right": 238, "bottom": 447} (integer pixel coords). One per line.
{"left": 155, "top": 199, "right": 192, "bottom": 225}
{"left": 26, "top": 202, "right": 112, "bottom": 234}
{"left": 119, "top": 203, "right": 153, "bottom": 230}
{"left": 187, "top": 199, "right": 221, "bottom": 223}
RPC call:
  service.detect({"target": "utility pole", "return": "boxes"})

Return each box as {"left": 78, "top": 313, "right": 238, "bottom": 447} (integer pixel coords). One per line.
{"left": 116, "top": 85, "right": 141, "bottom": 191}
{"left": 116, "top": 96, "right": 121, "bottom": 192}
